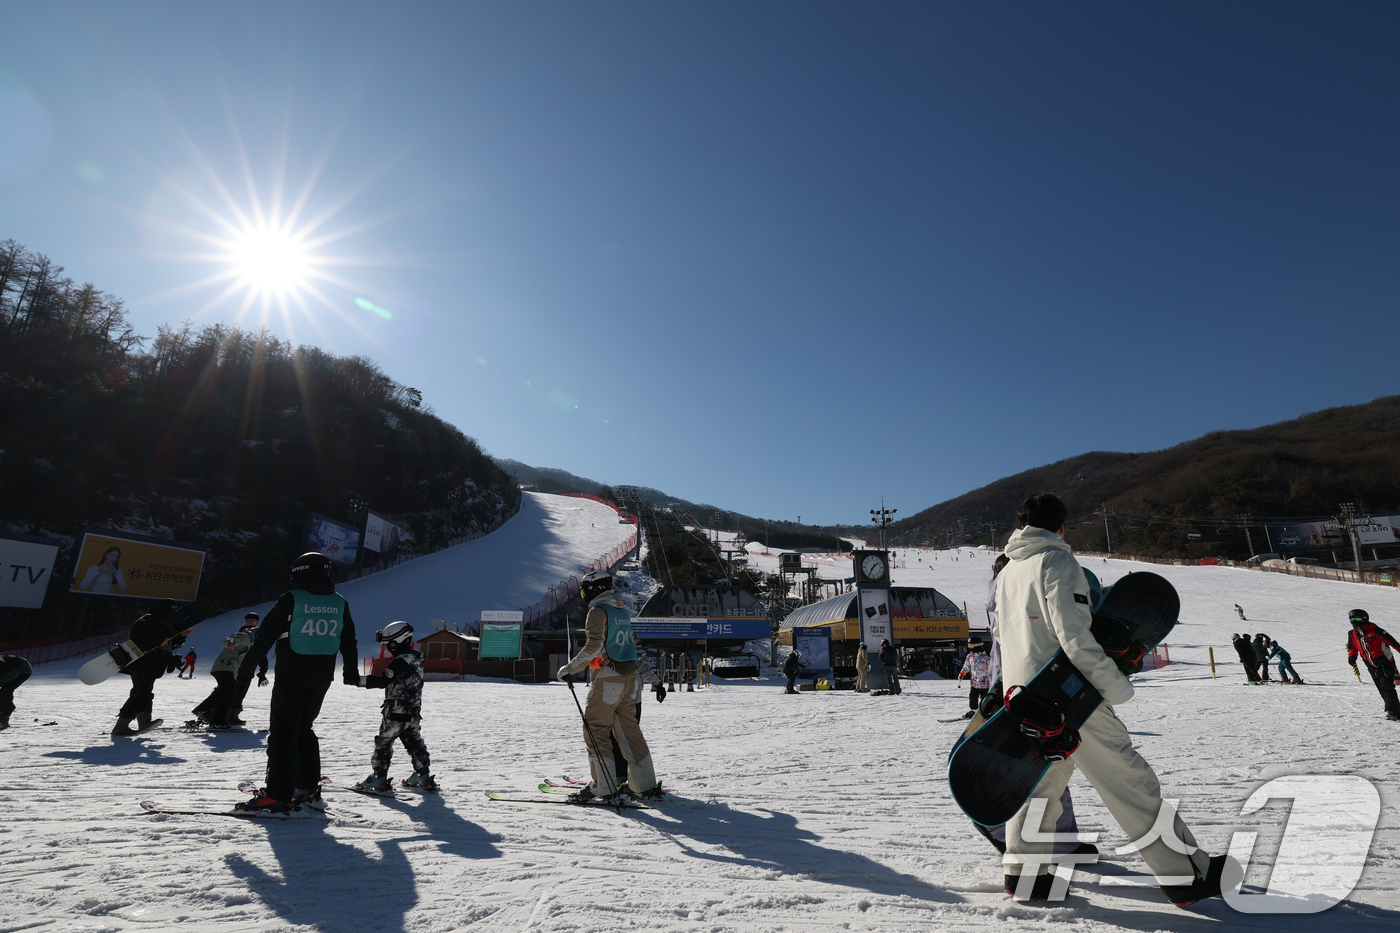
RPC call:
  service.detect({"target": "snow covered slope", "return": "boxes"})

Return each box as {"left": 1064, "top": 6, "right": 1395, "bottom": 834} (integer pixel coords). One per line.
{"left": 3, "top": 543, "right": 1398, "bottom": 931}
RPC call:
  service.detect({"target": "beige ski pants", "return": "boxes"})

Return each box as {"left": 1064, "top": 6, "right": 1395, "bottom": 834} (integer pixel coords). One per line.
{"left": 1004, "top": 703, "right": 1210, "bottom": 883}
{"left": 583, "top": 673, "right": 656, "bottom": 794}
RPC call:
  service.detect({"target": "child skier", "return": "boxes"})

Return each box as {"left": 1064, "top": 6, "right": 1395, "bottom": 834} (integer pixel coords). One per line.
{"left": 354, "top": 622, "right": 436, "bottom": 792}
{"left": 1267, "top": 638, "right": 1302, "bottom": 684}
{"left": 958, "top": 636, "right": 992, "bottom": 714}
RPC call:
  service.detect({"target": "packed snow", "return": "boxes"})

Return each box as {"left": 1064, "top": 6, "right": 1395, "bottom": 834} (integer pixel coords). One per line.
{"left": 3, "top": 529, "right": 1399, "bottom": 931}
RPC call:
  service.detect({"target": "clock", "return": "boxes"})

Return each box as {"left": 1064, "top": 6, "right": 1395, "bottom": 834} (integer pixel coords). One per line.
{"left": 854, "top": 550, "right": 888, "bottom": 584}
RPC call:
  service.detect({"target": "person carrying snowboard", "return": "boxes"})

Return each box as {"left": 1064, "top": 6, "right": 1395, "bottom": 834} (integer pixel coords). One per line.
{"left": 557, "top": 570, "right": 660, "bottom": 803}
{"left": 112, "top": 600, "right": 192, "bottom": 736}
{"left": 235, "top": 552, "right": 359, "bottom": 813}
{"left": 959, "top": 636, "right": 991, "bottom": 712}
{"left": 178, "top": 649, "right": 197, "bottom": 678}
{"left": 354, "top": 622, "right": 436, "bottom": 792}
{"left": 1252, "top": 633, "right": 1272, "bottom": 682}
{"left": 1232, "top": 633, "right": 1260, "bottom": 683}
{"left": 192, "top": 612, "right": 266, "bottom": 728}
{"left": 1346, "top": 609, "right": 1400, "bottom": 721}
{"left": 995, "top": 494, "right": 1229, "bottom": 905}
{"left": 0, "top": 655, "right": 33, "bottom": 729}
{"left": 854, "top": 643, "right": 869, "bottom": 692}
{"left": 782, "top": 648, "right": 802, "bottom": 694}
{"left": 879, "top": 639, "right": 902, "bottom": 695}
{"left": 1267, "top": 638, "right": 1302, "bottom": 684}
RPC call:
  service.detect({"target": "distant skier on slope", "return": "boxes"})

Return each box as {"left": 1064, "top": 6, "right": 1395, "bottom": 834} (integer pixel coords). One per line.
{"left": 1234, "top": 604, "right": 1246, "bottom": 621}
{"left": 234, "top": 552, "right": 359, "bottom": 813}
{"left": 1346, "top": 609, "right": 1400, "bottom": 721}
{"left": 558, "top": 570, "right": 661, "bottom": 803}
{"left": 995, "top": 494, "right": 1229, "bottom": 905}
{"left": 354, "top": 621, "right": 436, "bottom": 792}
{"left": 0, "top": 655, "right": 32, "bottom": 729}
{"left": 1232, "top": 633, "right": 1261, "bottom": 683}
{"left": 178, "top": 649, "right": 197, "bottom": 679}
{"left": 111, "top": 601, "right": 191, "bottom": 736}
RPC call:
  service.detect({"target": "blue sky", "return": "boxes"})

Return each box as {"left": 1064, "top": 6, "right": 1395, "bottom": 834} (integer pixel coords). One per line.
{"left": 2, "top": 2, "right": 1397, "bottom": 526}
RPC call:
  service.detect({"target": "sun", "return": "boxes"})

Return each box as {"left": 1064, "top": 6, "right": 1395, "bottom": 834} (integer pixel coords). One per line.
{"left": 228, "top": 224, "right": 311, "bottom": 297}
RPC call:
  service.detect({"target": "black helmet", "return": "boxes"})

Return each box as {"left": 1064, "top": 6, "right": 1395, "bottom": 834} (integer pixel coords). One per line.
{"left": 376, "top": 621, "right": 414, "bottom": 653}
{"left": 580, "top": 570, "right": 613, "bottom": 604}
{"left": 242, "top": 612, "right": 260, "bottom": 627}
{"left": 1350, "top": 609, "right": 1369, "bottom": 624}
{"left": 291, "top": 552, "right": 332, "bottom": 582}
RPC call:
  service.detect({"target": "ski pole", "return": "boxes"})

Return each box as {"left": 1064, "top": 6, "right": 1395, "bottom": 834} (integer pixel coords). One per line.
{"left": 566, "top": 677, "right": 621, "bottom": 806}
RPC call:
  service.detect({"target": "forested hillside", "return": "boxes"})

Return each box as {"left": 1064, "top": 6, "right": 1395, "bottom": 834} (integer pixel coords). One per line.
{"left": 0, "top": 240, "right": 517, "bottom": 635}
{"left": 888, "top": 398, "right": 1400, "bottom": 559}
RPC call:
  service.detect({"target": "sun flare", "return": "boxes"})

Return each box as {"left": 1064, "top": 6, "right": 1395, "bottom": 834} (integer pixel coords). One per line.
{"left": 229, "top": 225, "right": 310, "bottom": 296}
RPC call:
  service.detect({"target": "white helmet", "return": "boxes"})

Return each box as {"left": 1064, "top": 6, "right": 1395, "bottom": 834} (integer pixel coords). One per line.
{"left": 376, "top": 621, "right": 414, "bottom": 653}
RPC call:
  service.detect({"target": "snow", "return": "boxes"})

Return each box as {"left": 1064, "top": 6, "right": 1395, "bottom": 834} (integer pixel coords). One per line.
{"left": 4, "top": 535, "right": 1400, "bottom": 931}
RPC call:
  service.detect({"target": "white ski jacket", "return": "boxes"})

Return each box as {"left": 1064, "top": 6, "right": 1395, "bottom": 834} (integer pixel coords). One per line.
{"left": 994, "top": 526, "right": 1134, "bottom": 706}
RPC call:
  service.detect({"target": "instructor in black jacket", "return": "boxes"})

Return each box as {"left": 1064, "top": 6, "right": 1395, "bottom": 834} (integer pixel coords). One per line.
{"left": 235, "top": 553, "right": 358, "bottom": 813}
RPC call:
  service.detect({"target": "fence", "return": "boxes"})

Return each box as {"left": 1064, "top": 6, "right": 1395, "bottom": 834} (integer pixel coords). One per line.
{"left": 2, "top": 625, "right": 128, "bottom": 666}
{"left": 521, "top": 532, "right": 639, "bottom": 628}
{"left": 1079, "top": 551, "right": 1400, "bottom": 589}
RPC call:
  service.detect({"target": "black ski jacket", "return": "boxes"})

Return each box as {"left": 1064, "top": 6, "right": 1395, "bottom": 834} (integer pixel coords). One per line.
{"left": 365, "top": 648, "right": 425, "bottom": 720}
{"left": 1232, "top": 636, "right": 1254, "bottom": 662}
{"left": 236, "top": 579, "right": 358, "bottom": 684}
{"left": 782, "top": 653, "right": 801, "bottom": 677}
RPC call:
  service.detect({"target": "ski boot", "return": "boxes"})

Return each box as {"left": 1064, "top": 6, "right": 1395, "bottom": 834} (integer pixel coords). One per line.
{"left": 355, "top": 773, "right": 392, "bottom": 793}
{"left": 1161, "top": 854, "right": 1234, "bottom": 907}
{"left": 293, "top": 786, "right": 328, "bottom": 811}
{"left": 136, "top": 713, "right": 163, "bottom": 732}
{"left": 620, "top": 780, "right": 665, "bottom": 802}
{"left": 236, "top": 794, "right": 292, "bottom": 814}
{"left": 402, "top": 771, "right": 438, "bottom": 791}
{"left": 228, "top": 709, "right": 247, "bottom": 726}
{"left": 0, "top": 713, "right": 10, "bottom": 730}
{"left": 565, "top": 784, "right": 623, "bottom": 805}
{"left": 111, "top": 717, "right": 138, "bottom": 736}
{"left": 1386, "top": 711, "right": 1400, "bottom": 722}
{"left": 1004, "top": 873, "right": 1057, "bottom": 901}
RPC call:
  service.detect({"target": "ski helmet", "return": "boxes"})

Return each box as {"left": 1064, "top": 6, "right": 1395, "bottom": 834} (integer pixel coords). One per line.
{"left": 290, "top": 552, "right": 332, "bottom": 583}
{"left": 243, "top": 612, "right": 260, "bottom": 627}
{"left": 377, "top": 621, "right": 414, "bottom": 653}
{"left": 1350, "top": 609, "right": 1369, "bottom": 624}
{"left": 580, "top": 570, "right": 613, "bottom": 604}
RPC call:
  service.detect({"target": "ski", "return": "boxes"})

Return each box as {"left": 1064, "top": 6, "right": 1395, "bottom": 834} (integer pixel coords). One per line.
{"left": 485, "top": 790, "right": 650, "bottom": 810}
{"left": 536, "top": 783, "right": 693, "bottom": 807}
{"left": 139, "top": 800, "right": 361, "bottom": 821}
{"left": 939, "top": 712, "right": 976, "bottom": 723}
{"left": 180, "top": 720, "right": 249, "bottom": 733}
{"left": 319, "top": 777, "right": 402, "bottom": 800}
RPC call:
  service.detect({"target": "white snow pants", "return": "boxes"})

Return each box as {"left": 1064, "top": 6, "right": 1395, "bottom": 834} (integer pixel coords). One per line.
{"left": 1003, "top": 703, "right": 1210, "bottom": 883}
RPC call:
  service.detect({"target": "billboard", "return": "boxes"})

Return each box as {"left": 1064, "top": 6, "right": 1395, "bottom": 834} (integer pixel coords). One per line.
{"left": 70, "top": 528, "right": 206, "bottom": 602}
{"left": 858, "top": 586, "right": 891, "bottom": 648}
{"left": 479, "top": 622, "right": 523, "bottom": 659}
{"left": 0, "top": 531, "right": 61, "bottom": 609}
{"left": 1264, "top": 514, "right": 1400, "bottom": 552}
{"left": 633, "top": 619, "right": 708, "bottom": 639}
{"left": 303, "top": 512, "right": 362, "bottom": 566}
{"left": 362, "top": 510, "right": 403, "bottom": 556}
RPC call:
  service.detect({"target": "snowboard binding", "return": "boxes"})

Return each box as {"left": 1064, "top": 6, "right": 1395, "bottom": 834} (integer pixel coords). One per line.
{"left": 1004, "top": 686, "right": 1080, "bottom": 761}
{"left": 1091, "top": 616, "right": 1148, "bottom": 675}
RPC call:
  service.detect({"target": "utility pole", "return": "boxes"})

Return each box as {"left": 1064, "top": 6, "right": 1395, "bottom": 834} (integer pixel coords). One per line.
{"left": 1097, "top": 503, "right": 1114, "bottom": 555}
{"left": 870, "top": 498, "right": 897, "bottom": 550}
{"left": 1237, "top": 513, "right": 1255, "bottom": 557}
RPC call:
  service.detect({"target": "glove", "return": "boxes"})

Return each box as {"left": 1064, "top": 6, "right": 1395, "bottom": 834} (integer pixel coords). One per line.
{"left": 343, "top": 670, "right": 359, "bottom": 686}
{"left": 557, "top": 666, "right": 573, "bottom": 684}
{"left": 653, "top": 682, "right": 666, "bottom": 703}
{"left": 257, "top": 675, "right": 268, "bottom": 688}
{"left": 1349, "top": 659, "right": 1358, "bottom": 667}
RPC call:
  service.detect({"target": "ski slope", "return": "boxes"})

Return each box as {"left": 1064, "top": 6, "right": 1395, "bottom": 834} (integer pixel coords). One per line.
{"left": 3, "top": 540, "right": 1399, "bottom": 931}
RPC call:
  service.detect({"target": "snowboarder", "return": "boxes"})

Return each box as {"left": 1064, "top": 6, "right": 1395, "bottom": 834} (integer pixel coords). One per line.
{"left": 0, "top": 655, "right": 33, "bottom": 729}
{"left": 1252, "top": 633, "right": 1272, "bottom": 682}
{"left": 879, "top": 639, "right": 901, "bottom": 695}
{"left": 995, "top": 494, "right": 1228, "bottom": 905}
{"left": 1267, "top": 638, "right": 1302, "bottom": 684}
{"left": 782, "top": 649, "right": 801, "bottom": 694}
{"left": 557, "top": 570, "right": 660, "bottom": 802}
{"left": 854, "top": 643, "right": 869, "bottom": 692}
{"left": 178, "top": 649, "right": 197, "bottom": 678}
{"left": 234, "top": 552, "right": 359, "bottom": 813}
{"left": 1345, "top": 609, "right": 1400, "bottom": 721}
{"left": 111, "top": 601, "right": 192, "bottom": 735}
{"left": 1231, "top": 633, "right": 1260, "bottom": 683}
{"left": 958, "top": 637, "right": 991, "bottom": 711}
{"left": 192, "top": 612, "right": 265, "bottom": 728}
{"left": 610, "top": 648, "right": 666, "bottom": 784}
{"left": 1234, "top": 604, "right": 1246, "bottom": 621}
{"left": 354, "top": 622, "right": 436, "bottom": 792}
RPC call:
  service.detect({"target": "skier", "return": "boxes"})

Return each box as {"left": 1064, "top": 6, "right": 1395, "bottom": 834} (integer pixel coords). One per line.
{"left": 234, "top": 552, "right": 359, "bottom": 813}
{"left": 111, "top": 600, "right": 192, "bottom": 735}
{"left": 1346, "top": 609, "right": 1400, "bottom": 720}
{"left": 192, "top": 612, "right": 265, "bottom": 728}
{"left": 878, "top": 639, "right": 902, "bottom": 695}
{"left": 354, "top": 622, "right": 436, "bottom": 792}
{"left": 1231, "top": 633, "right": 1260, "bottom": 683}
{"left": 610, "top": 647, "right": 666, "bottom": 784}
{"left": 782, "top": 648, "right": 802, "bottom": 694}
{"left": 1234, "top": 604, "right": 1246, "bottom": 621}
{"left": 995, "top": 494, "right": 1228, "bottom": 905}
{"left": 854, "top": 643, "right": 869, "bottom": 692}
{"left": 1252, "top": 633, "right": 1272, "bottom": 682}
{"left": 958, "top": 636, "right": 991, "bottom": 713}
{"left": 557, "top": 570, "right": 661, "bottom": 802}
{"left": 0, "top": 655, "right": 33, "bottom": 729}
{"left": 1268, "top": 638, "right": 1302, "bottom": 684}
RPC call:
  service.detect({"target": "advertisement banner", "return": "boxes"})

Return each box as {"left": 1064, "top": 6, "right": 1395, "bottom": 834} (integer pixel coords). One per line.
{"left": 362, "top": 510, "right": 403, "bottom": 555}
{"left": 0, "top": 531, "right": 61, "bottom": 609}
{"left": 303, "top": 512, "right": 362, "bottom": 566}
{"left": 1354, "top": 516, "right": 1397, "bottom": 546}
{"left": 792, "top": 626, "right": 832, "bottom": 671}
{"left": 858, "top": 586, "right": 891, "bottom": 648}
{"left": 70, "top": 528, "right": 206, "bottom": 601}
{"left": 479, "top": 622, "right": 523, "bottom": 659}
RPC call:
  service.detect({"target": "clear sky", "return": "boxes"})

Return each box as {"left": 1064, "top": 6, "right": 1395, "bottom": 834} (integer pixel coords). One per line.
{"left": 2, "top": 2, "right": 1397, "bottom": 526}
